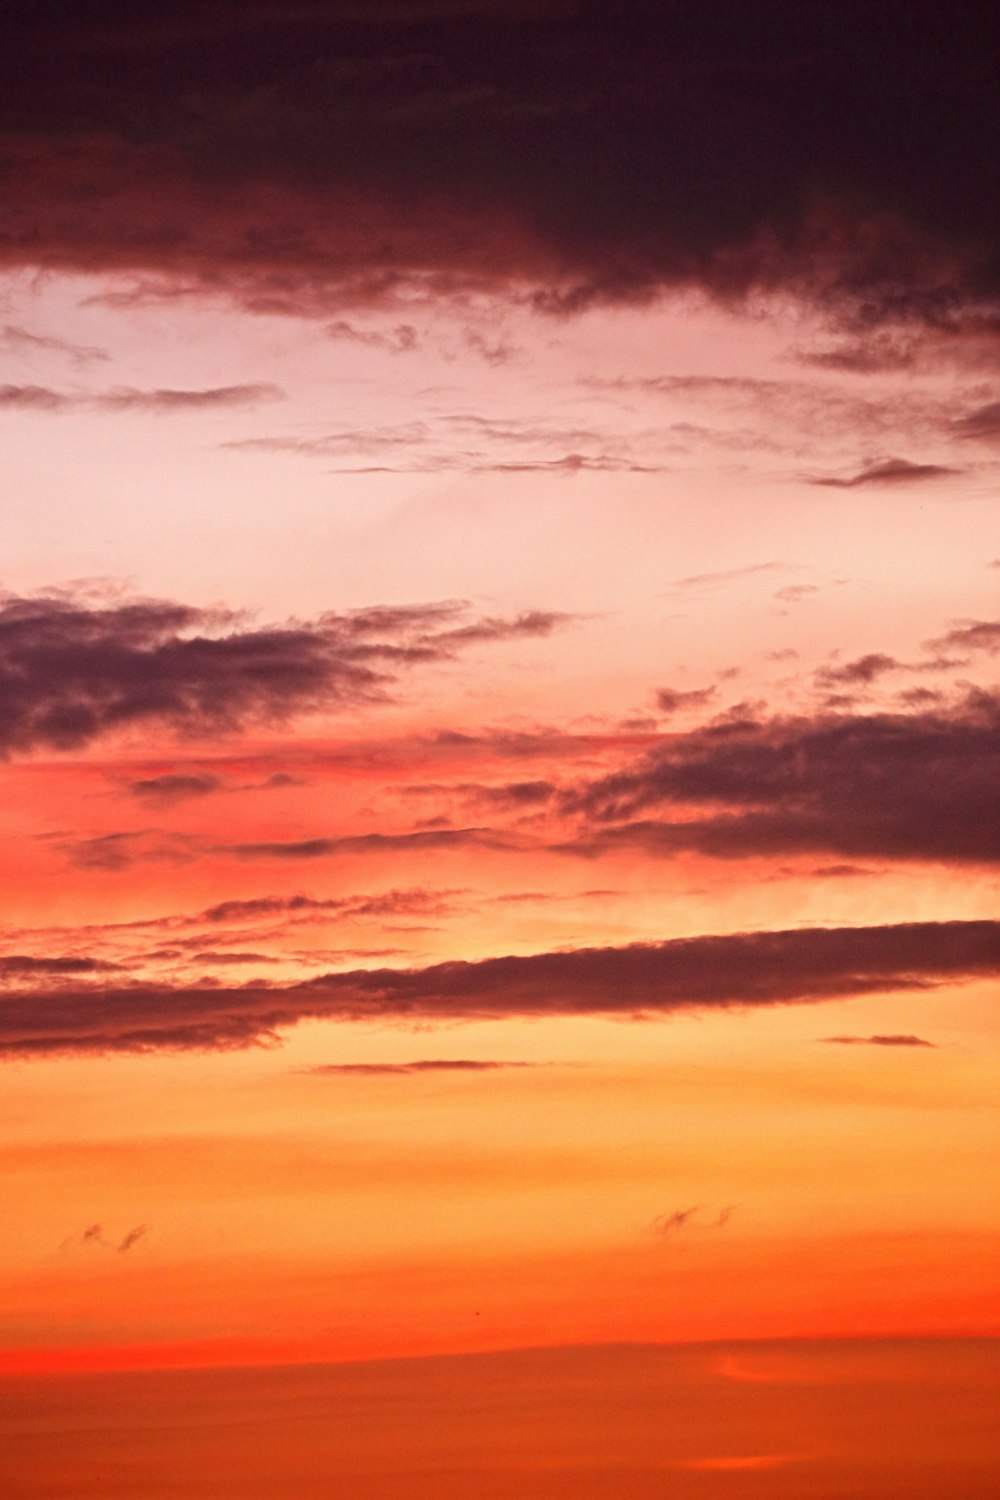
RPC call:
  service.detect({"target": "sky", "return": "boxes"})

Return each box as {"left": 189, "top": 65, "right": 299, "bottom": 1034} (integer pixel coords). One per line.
{"left": 0, "top": 3, "right": 997, "bottom": 1495}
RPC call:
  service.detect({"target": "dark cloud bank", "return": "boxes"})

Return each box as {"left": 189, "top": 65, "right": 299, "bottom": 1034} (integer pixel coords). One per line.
{"left": 1, "top": 2, "right": 999, "bottom": 333}
{"left": 2, "top": 919, "right": 997, "bottom": 1058}
{"left": 0, "top": 591, "right": 568, "bottom": 755}
{"left": 559, "top": 690, "right": 1000, "bottom": 866}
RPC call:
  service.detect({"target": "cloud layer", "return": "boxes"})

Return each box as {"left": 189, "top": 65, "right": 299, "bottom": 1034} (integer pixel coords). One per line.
{"left": 2, "top": 2, "right": 999, "bottom": 332}
{"left": 2, "top": 919, "right": 996, "bottom": 1057}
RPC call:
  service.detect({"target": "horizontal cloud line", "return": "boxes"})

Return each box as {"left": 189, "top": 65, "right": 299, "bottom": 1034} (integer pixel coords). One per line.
{"left": 2, "top": 919, "right": 996, "bottom": 1059}
{"left": 0, "top": 590, "right": 572, "bottom": 756}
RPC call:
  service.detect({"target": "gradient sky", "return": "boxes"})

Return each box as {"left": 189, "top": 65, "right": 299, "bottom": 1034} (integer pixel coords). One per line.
{"left": 0, "top": 4, "right": 997, "bottom": 1495}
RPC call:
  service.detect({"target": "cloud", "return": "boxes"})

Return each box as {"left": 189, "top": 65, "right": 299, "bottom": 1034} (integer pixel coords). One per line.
{"left": 2, "top": 4, "right": 999, "bottom": 332}
{"left": 821, "top": 1034, "right": 936, "bottom": 1048}
{"left": 327, "top": 320, "right": 419, "bottom": 353}
{"left": 0, "top": 955, "right": 120, "bottom": 979}
{"left": 926, "top": 619, "right": 1000, "bottom": 655}
{"left": 225, "top": 827, "right": 509, "bottom": 861}
{"left": 1, "top": 918, "right": 996, "bottom": 1057}
{"left": 71, "top": 1222, "right": 147, "bottom": 1254}
{"left": 98, "top": 384, "right": 283, "bottom": 412}
{"left": 56, "top": 831, "right": 200, "bottom": 873}
{"left": 200, "top": 887, "right": 461, "bottom": 923}
{"left": 0, "top": 383, "right": 283, "bottom": 413}
{"left": 117, "top": 1225, "right": 147, "bottom": 1254}
{"left": 128, "top": 773, "right": 224, "bottom": 804}
{"left": 300, "top": 1059, "right": 535, "bottom": 1076}
{"left": 666, "top": 562, "right": 785, "bottom": 594}
{"left": 656, "top": 686, "right": 716, "bottom": 716}
{"left": 649, "top": 1204, "right": 736, "bottom": 1236}
{"left": 0, "top": 591, "right": 571, "bottom": 756}
{"left": 1, "top": 324, "right": 108, "bottom": 364}
{"left": 808, "top": 458, "right": 961, "bottom": 488}
{"left": 650, "top": 1205, "right": 700, "bottom": 1237}
{"left": 229, "top": 415, "right": 660, "bottom": 476}
{"left": 951, "top": 401, "right": 1000, "bottom": 441}
{"left": 473, "top": 453, "right": 665, "bottom": 475}
{"left": 189, "top": 951, "right": 273, "bottom": 967}
{"left": 815, "top": 654, "right": 901, "bottom": 687}
{"left": 773, "top": 584, "right": 820, "bottom": 607}
{"left": 561, "top": 691, "right": 1000, "bottom": 866}
{"left": 0, "top": 384, "right": 67, "bottom": 411}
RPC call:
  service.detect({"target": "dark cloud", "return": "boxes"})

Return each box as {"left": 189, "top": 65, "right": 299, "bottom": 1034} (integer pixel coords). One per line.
{"left": 200, "top": 888, "right": 461, "bottom": 924}
{"left": 1, "top": 324, "right": 109, "bottom": 364}
{"left": 815, "top": 654, "right": 900, "bottom": 687}
{"left": 226, "top": 827, "right": 508, "bottom": 860}
{"left": 651, "top": 1205, "right": 700, "bottom": 1237}
{"left": 117, "top": 1225, "right": 148, "bottom": 1254}
{"left": 70, "top": 1221, "right": 147, "bottom": 1254}
{"left": 926, "top": 620, "right": 1000, "bottom": 656}
{"left": 0, "top": 591, "right": 570, "bottom": 757}
{"left": 190, "top": 951, "right": 273, "bottom": 966}
{"left": 56, "top": 830, "right": 200, "bottom": 873}
{"left": 649, "top": 1204, "right": 735, "bottom": 1236}
{"left": 794, "top": 319, "right": 1000, "bottom": 375}
{"left": 403, "top": 778, "right": 556, "bottom": 810}
{"left": 0, "top": 384, "right": 66, "bottom": 411}
{"left": 821, "top": 1033, "right": 936, "bottom": 1047}
{"left": 1, "top": 918, "right": 996, "bottom": 1058}
{"left": 98, "top": 384, "right": 283, "bottom": 412}
{"left": 656, "top": 686, "right": 716, "bottom": 716}
{"left": 2, "top": 3, "right": 998, "bottom": 331}
{"left": 808, "top": 459, "right": 961, "bottom": 488}
{"left": 0, "top": 954, "right": 119, "bottom": 978}
{"left": 128, "top": 773, "right": 224, "bottom": 804}
{"left": 951, "top": 401, "right": 1000, "bottom": 441}
{"left": 561, "top": 691, "right": 1000, "bottom": 866}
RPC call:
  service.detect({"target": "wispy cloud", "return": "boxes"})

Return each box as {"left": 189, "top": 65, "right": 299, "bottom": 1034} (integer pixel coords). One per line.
{"left": 821, "top": 1034, "right": 936, "bottom": 1048}
{"left": 300, "top": 1059, "right": 537, "bottom": 1076}
{"left": 0, "top": 383, "right": 283, "bottom": 413}
{"left": 1, "top": 324, "right": 109, "bottom": 365}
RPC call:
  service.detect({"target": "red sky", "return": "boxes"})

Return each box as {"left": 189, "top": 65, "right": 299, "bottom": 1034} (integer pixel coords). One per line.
{"left": 0, "top": 3, "right": 997, "bottom": 1495}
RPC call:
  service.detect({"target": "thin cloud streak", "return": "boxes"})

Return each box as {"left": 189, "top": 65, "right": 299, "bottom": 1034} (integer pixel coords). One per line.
{"left": 300, "top": 1059, "right": 537, "bottom": 1076}
{"left": 821, "top": 1034, "right": 937, "bottom": 1048}
{"left": 0, "top": 383, "right": 283, "bottom": 413}
{"left": 808, "top": 459, "right": 961, "bottom": 488}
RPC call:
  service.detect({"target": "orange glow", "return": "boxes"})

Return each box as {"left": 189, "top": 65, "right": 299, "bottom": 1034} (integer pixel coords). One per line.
{"left": 1, "top": 11, "right": 999, "bottom": 1491}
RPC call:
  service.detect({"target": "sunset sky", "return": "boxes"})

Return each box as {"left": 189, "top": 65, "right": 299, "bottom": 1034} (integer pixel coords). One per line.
{"left": 0, "top": 4, "right": 997, "bottom": 1495}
